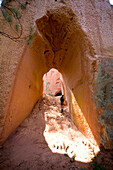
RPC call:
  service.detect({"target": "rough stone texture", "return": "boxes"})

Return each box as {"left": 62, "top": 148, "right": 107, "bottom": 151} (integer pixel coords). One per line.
{"left": 43, "top": 68, "right": 62, "bottom": 96}
{"left": 94, "top": 58, "right": 113, "bottom": 148}
{"left": 0, "top": 0, "right": 113, "bottom": 149}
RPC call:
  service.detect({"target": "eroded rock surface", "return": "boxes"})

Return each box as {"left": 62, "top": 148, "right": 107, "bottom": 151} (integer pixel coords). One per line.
{"left": 0, "top": 1, "right": 113, "bottom": 149}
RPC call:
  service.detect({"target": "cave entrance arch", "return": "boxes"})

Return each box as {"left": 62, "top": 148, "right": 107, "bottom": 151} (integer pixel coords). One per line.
{"left": 43, "top": 68, "right": 63, "bottom": 97}
{"left": 1, "top": 7, "right": 99, "bottom": 148}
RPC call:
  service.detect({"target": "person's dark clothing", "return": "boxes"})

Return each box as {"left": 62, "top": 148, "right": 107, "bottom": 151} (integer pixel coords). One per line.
{"left": 60, "top": 95, "right": 64, "bottom": 105}
{"left": 61, "top": 109, "right": 63, "bottom": 113}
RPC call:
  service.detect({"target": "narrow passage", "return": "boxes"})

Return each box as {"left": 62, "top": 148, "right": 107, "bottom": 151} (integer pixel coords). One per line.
{"left": 0, "top": 95, "right": 99, "bottom": 170}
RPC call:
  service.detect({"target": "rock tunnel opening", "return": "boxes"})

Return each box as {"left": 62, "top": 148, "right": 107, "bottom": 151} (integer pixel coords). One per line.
{"left": 1, "top": 7, "right": 108, "bottom": 151}
{"left": 42, "top": 68, "right": 69, "bottom": 113}
{"left": 43, "top": 68, "right": 63, "bottom": 97}
{"left": 35, "top": 7, "right": 98, "bottom": 147}
{"left": 0, "top": 2, "right": 113, "bottom": 168}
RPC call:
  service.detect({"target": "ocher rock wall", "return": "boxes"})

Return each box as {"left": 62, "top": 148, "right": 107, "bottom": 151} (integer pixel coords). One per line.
{"left": 0, "top": 0, "right": 113, "bottom": 148}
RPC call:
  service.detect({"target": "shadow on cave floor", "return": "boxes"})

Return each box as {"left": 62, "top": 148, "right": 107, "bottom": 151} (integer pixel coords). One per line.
{"left": 0, "top": 95, "right": 113, "bottom": 170}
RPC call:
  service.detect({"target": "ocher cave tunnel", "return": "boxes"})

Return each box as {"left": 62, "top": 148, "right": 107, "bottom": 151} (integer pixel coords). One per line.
{"left": 1, "top": 7, "right": 112, "bottom": 150}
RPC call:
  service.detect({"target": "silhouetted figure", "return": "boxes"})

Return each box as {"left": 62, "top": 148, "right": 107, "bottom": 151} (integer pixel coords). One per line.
{"left": 60, "top": 95, "right": 64, "bottom": 113}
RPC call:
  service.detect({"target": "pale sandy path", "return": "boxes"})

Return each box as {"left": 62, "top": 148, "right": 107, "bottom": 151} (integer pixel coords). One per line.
{"left": 1, "top": 95, "right": 111, "bottom": 170}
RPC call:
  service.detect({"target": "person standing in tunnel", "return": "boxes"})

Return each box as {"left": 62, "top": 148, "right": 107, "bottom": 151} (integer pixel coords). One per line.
{"left": 60, "top": 95, "right": 64, "bottom": 113}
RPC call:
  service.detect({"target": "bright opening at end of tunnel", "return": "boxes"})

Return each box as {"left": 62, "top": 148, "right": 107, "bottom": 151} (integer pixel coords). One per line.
{"left": 109, "top": 0, "right": 113, "bottom": 5}
{"left": 43, "top": 68, "right": 63, "bottom": 97}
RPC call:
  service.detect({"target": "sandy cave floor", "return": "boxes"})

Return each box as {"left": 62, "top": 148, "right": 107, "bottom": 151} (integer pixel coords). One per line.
{"left": 0, "top": 95, "right": 113, "bottom": 170}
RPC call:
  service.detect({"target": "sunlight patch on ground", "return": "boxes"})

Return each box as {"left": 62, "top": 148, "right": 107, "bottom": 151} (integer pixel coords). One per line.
{"left": 43, "top": 97, "right": 99, "bottom": 163}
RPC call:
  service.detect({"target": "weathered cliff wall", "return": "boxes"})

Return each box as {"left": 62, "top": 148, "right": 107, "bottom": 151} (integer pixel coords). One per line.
{"left": 0, "top": 0, "right": 113, "bottom": 148}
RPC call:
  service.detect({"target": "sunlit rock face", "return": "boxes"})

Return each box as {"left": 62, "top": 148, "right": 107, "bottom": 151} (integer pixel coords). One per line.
{"left": 43, "top": 68, "right": 62, "bottom": 96}
{"left": 0, "top": 1, "right": 113, "bottom": 149}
